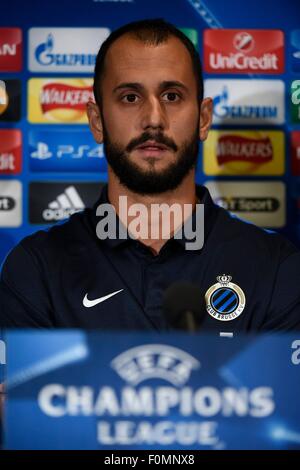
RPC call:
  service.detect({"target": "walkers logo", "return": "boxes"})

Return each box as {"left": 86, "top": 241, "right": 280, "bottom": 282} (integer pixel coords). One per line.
{"left": 0, "top": 28, "right": 22, "bottom": 72}
{"left": 0, "top": 180, "right": 22, "bottom": 227}
{"left": 0, "top": 130, "right": 22, "bottom": 174}
{"left": 28, "top": 78, "right": 93, "bottom": 124}
{"left": 29, "top": 130, "right": 106, "bottom": 172}
{"left": 28, "top": 28, "right": 110, "bottom": 73}
{"left": 203, "top": 130, "right": 284, "bottom": 176}
{"left": 0, "top": 80, "right": 21, "bottom": 122}
{"left": 29, "top": 182, "right": 102, "bottom": 224}
{"left": 291, "top": 80, "right": 300, "bottom": 124}
{"left": 205, "top": 181, "right": 285, "bottom": 228}
{"left": 204, "top": 29, "right": 284, "bottom": 74}
{"left": 291, "top": 30, "right": 300, "bottom": 72}
{"left": 205, "top": 79, "right": 284, "bottom": 125}
{"left": 291, "top": 132, "right": 300, "bottom": 176}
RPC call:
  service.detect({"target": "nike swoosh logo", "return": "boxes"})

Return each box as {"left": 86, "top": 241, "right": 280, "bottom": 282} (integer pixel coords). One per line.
{"left": 83, "top": 289, "right": 124, "bottom": 308}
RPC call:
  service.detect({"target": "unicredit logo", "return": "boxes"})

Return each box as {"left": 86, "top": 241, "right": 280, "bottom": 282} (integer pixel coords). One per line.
{"left": 233, "top": 32, "right": 254, "bottom": 52}
{"left": 0, "top": 197, "right": 15, "bottom": 211}
{"left": 204, "top": 29, "right": 284, "bottom": 74}
{"left": 217, "top": 134, "right": 273, "bottom": 165}
{"left": 0, "top": 28, "right": 22, "bottom": 72}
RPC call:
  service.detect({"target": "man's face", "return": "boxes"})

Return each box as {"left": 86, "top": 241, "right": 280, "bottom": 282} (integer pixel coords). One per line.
{"left": 92, "top": 35, "right": 202, "bottom": 194}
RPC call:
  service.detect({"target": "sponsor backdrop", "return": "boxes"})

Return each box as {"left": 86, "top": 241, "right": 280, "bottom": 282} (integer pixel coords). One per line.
{"left": 0, "top": 0, "right": 300, "bottom": 264}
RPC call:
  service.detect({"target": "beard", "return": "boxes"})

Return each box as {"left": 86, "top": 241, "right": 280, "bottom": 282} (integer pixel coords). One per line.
{"left": 102, "top": 123, "right": 200, "bottom": 195}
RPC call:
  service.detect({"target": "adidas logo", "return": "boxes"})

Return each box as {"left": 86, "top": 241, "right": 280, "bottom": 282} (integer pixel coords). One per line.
{"left": 42, "top": 185, "right": 85, "bottom": 221}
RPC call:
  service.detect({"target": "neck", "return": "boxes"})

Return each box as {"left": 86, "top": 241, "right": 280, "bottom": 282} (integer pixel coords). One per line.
{"left": 107, "top": 168, "right": 197, "bottom": 255}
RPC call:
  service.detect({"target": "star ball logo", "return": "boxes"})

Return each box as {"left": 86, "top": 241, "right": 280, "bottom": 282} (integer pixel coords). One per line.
{"left": 111, "top": 344, "right": 200, "bottom": 387}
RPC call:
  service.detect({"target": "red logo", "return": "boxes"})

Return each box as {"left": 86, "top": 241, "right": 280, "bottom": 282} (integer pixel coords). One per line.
{"left": 0, "top": 129, "right": 22, "bottom": 174}
{"left": 0, "top": 28, "right": 22, "bottom": 72}
{"left": 291, "top": 131, "right": 300, "bottom": 176}
{"left": 204, "top": 29, "right": 284, "bottom": 74}
{"left": 40, "top": 83, "right": 93, "bottom": 113}
{"left": 233, "top": 32, "right": 254, "bottom": 52}
{"left": 217, "top": 134, "right": 273, "bottom": 165}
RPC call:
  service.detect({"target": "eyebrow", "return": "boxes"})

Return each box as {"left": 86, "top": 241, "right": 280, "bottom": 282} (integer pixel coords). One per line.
{"left": 113, "top": 81, "right": 188, "bottom": 93}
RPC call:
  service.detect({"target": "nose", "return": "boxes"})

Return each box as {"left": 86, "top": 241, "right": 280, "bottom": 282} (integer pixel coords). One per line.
{"left": 139, "top": 96, "right": 168, "bottom": 131}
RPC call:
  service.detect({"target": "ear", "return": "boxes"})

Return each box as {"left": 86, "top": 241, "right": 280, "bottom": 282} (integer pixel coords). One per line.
{"left": 86, "top": 100, "right": 103, "bottom": 144}
{"left": 199, "top": 97, "right": 213, "bottom": 142}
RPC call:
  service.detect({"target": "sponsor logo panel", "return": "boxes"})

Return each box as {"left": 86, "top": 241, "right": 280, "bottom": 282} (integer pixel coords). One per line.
{"left": 0, "top": 79, "right": 21, "bottom": 122}
{"left": 29, "top": 130, "right": 106, "bottom": 172}
{"left": 29, "top": 182, "right": 103, "bottom": 224}
{"left": 0, "top": 180, "right": 22, "bottom": 227}
{"left": 0, "top": 28, "right": 22, "bottom": 72}
{"left": 291, "top": 80, "right": 300, "bottom": 123}
{"left": 0, "top": 129, "right": 22, "bottom": 174}
{"left": 179, "top": 28, "right": 198, "bottom": 48}
{"left": 203, "top": 130, "right": 285, "bottom": 176}
{"left": 291, "top": 30, "right": 300, "bottom": 72}
{"left": 205, "top": 181, "right": 286, "bottom": 228}
{"left": 28, "top": 28, "right": 110, "bottom": 73}
{"left": 205, "top": 79, "right": 284, "bottom": 125}
{"left": 204, "top": 29, "right": 284, "bottom": 74}
{"left": 28, "top": 78, "right": 93, "bottom": 124}
{"left": 291, "top": 131, "right": 300, "bottom": 176}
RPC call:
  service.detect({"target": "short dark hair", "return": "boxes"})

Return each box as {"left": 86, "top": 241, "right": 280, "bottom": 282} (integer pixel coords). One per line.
{"left": 93, "top": 18, "right": 204, "bottom": 106}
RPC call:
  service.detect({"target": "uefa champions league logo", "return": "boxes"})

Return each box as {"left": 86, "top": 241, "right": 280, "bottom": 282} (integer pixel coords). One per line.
{"left": 111, "top": 344, "right": 200, "bottom": 386}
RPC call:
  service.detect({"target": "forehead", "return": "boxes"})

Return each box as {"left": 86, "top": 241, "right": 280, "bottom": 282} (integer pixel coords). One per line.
{"left": 103, "top": 34, "right": 196, "bottom": 86}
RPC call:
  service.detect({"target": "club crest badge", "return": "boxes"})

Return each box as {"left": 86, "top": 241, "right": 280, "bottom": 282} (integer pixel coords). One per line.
{"left": 205, "top": 274, "right": 246, "bottom": 321}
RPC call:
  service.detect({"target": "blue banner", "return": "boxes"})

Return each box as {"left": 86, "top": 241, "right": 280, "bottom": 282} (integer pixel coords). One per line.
{"left": 4, "top": 331, "right": 300, "bottom": 450}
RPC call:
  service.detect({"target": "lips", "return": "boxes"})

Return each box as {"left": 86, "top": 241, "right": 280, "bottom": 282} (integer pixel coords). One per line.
{"left": 136, "top": 141, "right": 168, "bottom": 151}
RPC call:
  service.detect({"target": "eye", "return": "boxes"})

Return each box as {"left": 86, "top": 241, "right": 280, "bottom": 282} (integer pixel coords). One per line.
{"left": 122, "top": 94, "right": 139, "bottom": 103}
{"left": 162, "top": 92, "right": 180, "bottom": 102}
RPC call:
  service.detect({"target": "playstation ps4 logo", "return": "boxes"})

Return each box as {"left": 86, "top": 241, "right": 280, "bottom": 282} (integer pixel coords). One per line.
{"left": 31, "top": 142, "right": 104, "bottom": 160}
{"left": 29, "top": 130, "right": 107, "bottom": 172}
{"left": 111, "top": 344, "right": 200, "bottom": 387}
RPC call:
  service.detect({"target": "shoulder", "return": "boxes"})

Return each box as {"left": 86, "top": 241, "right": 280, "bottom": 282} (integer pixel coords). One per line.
{"left": 212, "top": 204, "right": 299, "bottom": 262}
{"left": 2, "top": 209, "right": 93, "bottom": 273}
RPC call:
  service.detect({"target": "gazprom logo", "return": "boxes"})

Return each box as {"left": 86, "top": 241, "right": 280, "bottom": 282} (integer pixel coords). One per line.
{"left": 29, "top": 28, "right": 110, "bottom": 73}
{"left": 111, "top": 344, "right": 200, "bottom": 387}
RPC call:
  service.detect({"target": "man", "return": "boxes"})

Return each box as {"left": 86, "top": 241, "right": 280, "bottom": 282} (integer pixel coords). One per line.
{"left": 0, "top": 19, "right": 300, "bottom": 330}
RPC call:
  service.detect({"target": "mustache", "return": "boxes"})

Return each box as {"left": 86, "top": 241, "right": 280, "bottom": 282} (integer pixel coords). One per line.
{"left": 126, "top": 132, "right": 178, "bottom": 153}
